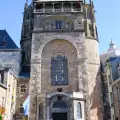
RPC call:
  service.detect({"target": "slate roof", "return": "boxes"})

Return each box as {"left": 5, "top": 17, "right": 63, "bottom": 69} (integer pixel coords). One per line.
{"left": 19, "top": 66, "right": 30, "bottom": 78}
{"left": 19, "top": 72, "right": 30, "bottom": 78}
{"left": 108, "top": 57, "right": 120, "bottom": 81}
{"left": 0, "top": 61, "right": 5, "bottom": 70}
{"left": 0, "top": 30, "right": 19, "bottom": 50}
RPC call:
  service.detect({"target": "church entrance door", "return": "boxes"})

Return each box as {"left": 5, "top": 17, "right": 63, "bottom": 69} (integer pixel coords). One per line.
{"left": 51, "top": 98, "right": 68, "bottom": 120}
{"left": 52, "top": 113, "right": 67, "bottom": 120}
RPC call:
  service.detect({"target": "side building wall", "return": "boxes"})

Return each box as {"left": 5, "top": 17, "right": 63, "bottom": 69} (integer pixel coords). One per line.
{"left": 85, "top": 38, "right": 102, "bottom": 120}
{"left": 15, "top": 78, "right": 29, "bottom": 114}
{"left": 0, "top": 51, "right": 21, "bottom": 76}
{"left": 4, "top": 69, "right": 17, "bottom": 120}
{"left": 113, "top": 79, "right": 120, "bottom": 119}
{"left": 0, "top": 83, "right": 7, "bottom": 120}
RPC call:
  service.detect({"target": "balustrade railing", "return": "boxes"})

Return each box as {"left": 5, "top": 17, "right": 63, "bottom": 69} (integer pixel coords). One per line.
{"left": 45, "top": 9, "right": 53, "bottom": 12}
{"left": 35, "top": 8, "right": 81, "bottom": 13}
{"left": 63, "top": 8, "right": 71, "bottom": 12}
{"left": 73, "top": 8, "right": 81, "bottom": 12}
{"left": 54, "top": 9, "right": 62, "bottom": 12}
{"left": 36, "top": 9, "right": 43, "bottom": 12}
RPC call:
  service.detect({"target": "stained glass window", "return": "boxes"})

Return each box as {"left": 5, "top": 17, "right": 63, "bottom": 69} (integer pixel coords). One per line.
{"left": 51, "top": 55, "right": 68, "bottom": 85}
{"left": 56, "top": 20, "right": 62, "bottom": 29}
{"left": 77, "top": 102, "right": 82, "bottom": 119}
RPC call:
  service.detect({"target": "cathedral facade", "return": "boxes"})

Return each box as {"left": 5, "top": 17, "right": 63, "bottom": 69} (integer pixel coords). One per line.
{"left": 19, "top": 0, "right": 102, "bottom": 120}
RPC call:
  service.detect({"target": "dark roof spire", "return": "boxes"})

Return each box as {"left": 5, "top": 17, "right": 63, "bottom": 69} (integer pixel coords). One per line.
{"left": 24, "top": 0, "right": 28, "bottom": 9}
{"left": 108, "top": 38, "right": 116, "bottom": 51}
{"left": 26, "top": 0, "right": 28, "bottom": 4}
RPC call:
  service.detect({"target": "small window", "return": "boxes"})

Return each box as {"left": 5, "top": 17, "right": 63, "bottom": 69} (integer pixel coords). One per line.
{"left": 77, "top": 102, "right": 82, "bottom": 119}
{"left": 116, "top": 86, "right": 119, "bottom": 96}
{"left": 39, "top": 103, "right": 43, "bottom": 119}
{"left": 0, "top": 41, "right": 7, "bottom": 47}
{"left": 110, "top": 92, "right": 113, "bottom": 105}
{"left": 0, "top": 71, "right": 4, "bottom": 84}
{"left": 54, "top": 3, "right": 62, "bottom": 9}
{"left": 116, "top": 86, "right": 119, "bottom": 100}
{"left": 20, "top": 85, "right": 27, "bottom": 93}
{"left": 2, "top": 97, "right": 4, "bottom": 106}
{"left": 117, "top": 64, "right": 120, "bottom": 77}
{"left": 56, "top": 20, "right": 62, "bottom": 29}
{"left": 73, "top": 3, "right": 81, "bottom": 11}
{"left": 20, "top": 104, "right": 24, "bottom": 113}
{"left": 36, "top": 4, "right": 43, "bottom": 9}
{"left": 108, "top": 74, "right": 112, "bottom": 84}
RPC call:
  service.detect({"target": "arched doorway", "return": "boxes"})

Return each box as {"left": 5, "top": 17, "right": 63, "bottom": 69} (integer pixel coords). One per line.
{"left": 52, "top": 98, "right": 68, "bottom": 120}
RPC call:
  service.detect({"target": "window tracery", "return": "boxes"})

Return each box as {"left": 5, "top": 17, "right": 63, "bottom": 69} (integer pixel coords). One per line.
{"left": 51, "top": 55, "right": 68, "bottom": 85}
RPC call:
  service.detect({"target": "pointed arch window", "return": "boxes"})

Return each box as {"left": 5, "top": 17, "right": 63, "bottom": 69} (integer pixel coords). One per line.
{"left": 51, "top": 55, "right": 68, "bottom": 85}
{"left": 39, "top": 103, "right": 43, "bottom": 119}
{"left": 77, "top": 102, "right": 82, "bottom": 119}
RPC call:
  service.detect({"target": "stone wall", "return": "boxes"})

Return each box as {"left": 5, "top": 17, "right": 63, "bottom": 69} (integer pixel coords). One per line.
{"left": 29, "top": 32, "right": 87, "bottom": 120}
{"left": 87, "top": 64, "right": 102, "bottom": 120}
{"left": 113, "top": 80, "right": 120, "bottom": 119}
{"left": 41, "top": 39, "right": 78, "bottom": 93}
{"left": 16, "top": 78, "right": 29, "bottom": 114}
{"left": 85, "top": 38, "right": 102, "bottom": 120}
{"left": 29, "top": 27, "right": 102, "bottom": 120}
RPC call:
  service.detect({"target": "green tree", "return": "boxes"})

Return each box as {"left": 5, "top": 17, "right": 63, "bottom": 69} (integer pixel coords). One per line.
{"left": 0, "top": 115, "right": 2, "bottom": 120}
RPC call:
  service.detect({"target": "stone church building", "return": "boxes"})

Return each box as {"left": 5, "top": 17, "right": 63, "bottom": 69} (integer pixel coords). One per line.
{"left": 17, "top": 0, "right": 103, "bottom": 120}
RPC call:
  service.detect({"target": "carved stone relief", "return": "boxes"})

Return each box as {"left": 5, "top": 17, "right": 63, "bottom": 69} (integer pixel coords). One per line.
{"left": 34, "top": 15, "right": 44, "bottom": 29}
{"left": 74, "top": 15, "right": 83, "bottom": 30}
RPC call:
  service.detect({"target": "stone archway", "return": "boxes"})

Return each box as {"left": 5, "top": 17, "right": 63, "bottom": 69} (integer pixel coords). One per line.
{"left": 52, "top": 98, "right": 68, "bottom": 120}
{"left": 41, "top": 39, "right": 78, "bottom": 92}
{"left": 46, "top": 94, "right": 72, "bottom": 120}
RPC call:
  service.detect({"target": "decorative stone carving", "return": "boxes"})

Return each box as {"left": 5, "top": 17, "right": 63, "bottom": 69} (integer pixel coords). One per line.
{"left": 21, "top": 40, "right": 31, "bottom": 67}
{"left": 74, "top": 15, "right": 83, "bottom": 30}
{"left": 33, "top": 35, "right": 43, "bottom": 54}
{"left": 89, "top": 23, "right": 94, "bottom": 37}
{"left": 34, "top": 15, "right": 44, "bottom": 29}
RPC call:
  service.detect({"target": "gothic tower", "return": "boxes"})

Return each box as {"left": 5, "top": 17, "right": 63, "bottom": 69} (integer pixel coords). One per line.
{"left": 20, "top": 1, "right": 33, "bottom": 77}
{"left": 25, "top": 0, "right": 103, "bottom": 120}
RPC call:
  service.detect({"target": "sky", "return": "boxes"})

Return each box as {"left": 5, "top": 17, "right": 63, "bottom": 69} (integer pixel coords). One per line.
{"left": 0, "top": 0, "right": 120, "bottom": 54}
